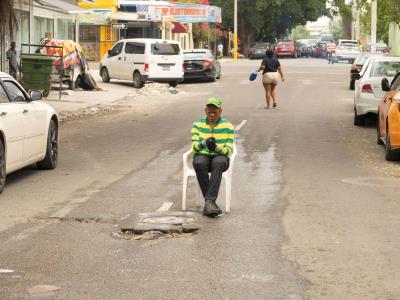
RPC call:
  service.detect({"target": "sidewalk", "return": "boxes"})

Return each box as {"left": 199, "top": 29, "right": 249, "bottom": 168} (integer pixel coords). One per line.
{"left": 43, "top": 63, "right": 136, "bottom": 118}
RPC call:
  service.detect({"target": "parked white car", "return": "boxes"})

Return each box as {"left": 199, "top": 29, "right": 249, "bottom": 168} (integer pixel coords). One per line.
{"left": 0, "top": 72, "right": 58, "bottom": 193}
{"left": 335, "top": 39, "right": 361, "bottom": 64}
{"left": 100, "top": 38, "right": 184, "bottom": 88}
{"left": 354, "top": 56, "right": 400, "bottom": 125}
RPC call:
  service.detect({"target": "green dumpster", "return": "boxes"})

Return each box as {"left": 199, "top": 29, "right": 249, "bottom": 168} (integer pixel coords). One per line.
{"left": 21, "top": 54, "right": 54, "bottom": 91}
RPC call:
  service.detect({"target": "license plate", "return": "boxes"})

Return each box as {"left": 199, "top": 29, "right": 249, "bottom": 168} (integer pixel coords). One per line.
{"left": 162, "top": 65, "right": 170, "bottom": 71}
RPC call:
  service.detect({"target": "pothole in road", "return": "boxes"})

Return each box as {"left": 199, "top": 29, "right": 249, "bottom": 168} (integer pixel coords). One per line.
{"left": 114, "top": 211, "right": 201, "bottom": 241}
{"left": 342, "top": 177, "right": 400, "bottom": 187}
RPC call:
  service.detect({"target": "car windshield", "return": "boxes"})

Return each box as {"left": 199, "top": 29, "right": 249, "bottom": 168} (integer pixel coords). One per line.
{"left": 277, "top": 42, "right": 292, "bottom": 46}
{"left": 354, "top": 53, "right": 383, "bottom": 65}
{"left": 151, "top": 43, "right": 180, "bottom": 55}
{"left": 184, "top": 52, "right": 207, "bottom": 59}
{"left": 371, "top": 61, "right": 400, "bottom": 77}
{"left": 253, "top": 43, "right": 269, "bottom": 49}
{"left": 341, "top": 42, "right": 359, "bottom": 48}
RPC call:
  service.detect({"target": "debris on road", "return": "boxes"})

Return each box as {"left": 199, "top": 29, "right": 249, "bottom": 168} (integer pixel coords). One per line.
{"left": 136, "top": 82, "right": 184, "bottom": 97}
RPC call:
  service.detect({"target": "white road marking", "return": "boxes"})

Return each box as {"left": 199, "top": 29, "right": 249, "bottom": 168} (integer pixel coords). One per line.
{"left": 0, "top": 269, "right": 14, "bottom": 274}
{"left": 157, "top": 202, "right": 174, "bottom": 212}
{"left": 235, "top": 120, "right": 248, "bottom": 132}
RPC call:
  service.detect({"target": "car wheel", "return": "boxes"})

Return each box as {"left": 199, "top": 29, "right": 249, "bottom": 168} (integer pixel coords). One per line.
{"left": 210, "top": 73, "right": 216, "bottom": 82}
{"left": 354, "top": 108, "right": 365, "bottom": 126}
{"left": 350, "top": 79, "right": 355, "bottom": 90}
{"left": 377, "top": 112, "right": 384, "bottom": 145}
{"left": 101, "top": 67, "right": 110, "bottom": 83}
{"left": 216, "top": 71, "right": 221, "bottom": 79}
{"left": 133, "top": 71, "right": 144, "bottom": 89}
{"left": 385, "top": 124, "right": 399, "bottom": 161}
{"left": 37, "top": 119, "right": 58, "bottom": 169}
{"left": 0, "top": 141, "right": 6, "bottom": 193}
{"left": 169, "top": 81, "right": 178, "bottom": 88}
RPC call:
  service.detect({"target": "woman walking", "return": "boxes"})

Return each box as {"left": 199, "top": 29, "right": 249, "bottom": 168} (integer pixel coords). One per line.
{"left": 258, "top": 49, "right": 284, "bottom": 109}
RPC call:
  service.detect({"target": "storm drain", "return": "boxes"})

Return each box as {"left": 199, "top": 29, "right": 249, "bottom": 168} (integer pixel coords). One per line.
{"left": 114, "top": 211, "right": 201, "bottom": 240}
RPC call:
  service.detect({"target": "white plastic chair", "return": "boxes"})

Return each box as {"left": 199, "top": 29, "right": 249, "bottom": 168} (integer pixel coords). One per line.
{"left": 182, "top": 144, "right": 237, "bottom": 213}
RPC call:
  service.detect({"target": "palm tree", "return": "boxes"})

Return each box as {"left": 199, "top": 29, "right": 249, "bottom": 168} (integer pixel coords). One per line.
{"left": 0, "top": 0, "right": 18, "bottom": 38}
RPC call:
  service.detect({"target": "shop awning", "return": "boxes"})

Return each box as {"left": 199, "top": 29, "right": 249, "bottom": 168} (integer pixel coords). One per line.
{"left": 79, "top": 12, "right": 110, "bottom": 25}
{"left": 172, "top": 22, "right": 188, "bottom": 33}
{"left": 107, "top": 11, "right": 139, "bottom": 21}
{"left": 35, "top": 0, "right": 91, "bottom": 14}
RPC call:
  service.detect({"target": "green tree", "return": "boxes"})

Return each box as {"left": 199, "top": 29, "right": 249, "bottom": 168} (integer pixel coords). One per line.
{"left": 291, "top": 25, "right": 310, "bottom": 40}
{"left": 0, "top": 0, "right": 18, "bottom": 37}
{"left": 359, "top": 0, "right": 400, "bottom": 43}
{"left": 210, "top": 0, "right": 327, "bottom": 54}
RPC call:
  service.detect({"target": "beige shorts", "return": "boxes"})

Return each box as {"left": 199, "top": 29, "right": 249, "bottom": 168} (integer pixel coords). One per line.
{"left": 262, "top": 72, "right": 280, "bottom": 85}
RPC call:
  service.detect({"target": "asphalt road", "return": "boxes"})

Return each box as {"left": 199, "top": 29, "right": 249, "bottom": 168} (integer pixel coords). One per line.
{"left": 1, "top": 58, "right": 400, "bottom": 299}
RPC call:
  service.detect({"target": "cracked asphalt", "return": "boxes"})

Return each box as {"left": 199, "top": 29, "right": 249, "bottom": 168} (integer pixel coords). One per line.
{"left": 1, "top": 58, "right": 400, "bottom": 299}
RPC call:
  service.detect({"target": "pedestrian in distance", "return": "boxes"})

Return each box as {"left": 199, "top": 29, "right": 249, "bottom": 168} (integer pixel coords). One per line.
{"left": 6, "top": 41, "right": 19, "bottom": 80}
{"left": 191, "top": 98, "right": 235, "bottom": 217}
{"left": 218, "top": 42, "right": 224, "bottom": 58}
{"left": 258, "top": 49, "right": 284, "bottom": 109}
{"left": 326, "top": 40, "right": 336, "bottom": 64}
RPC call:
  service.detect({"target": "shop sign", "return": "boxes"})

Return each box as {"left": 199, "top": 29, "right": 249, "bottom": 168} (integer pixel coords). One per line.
{"left": 112, "top": 23, "right": 127, "bottom": 29}
{"left": 137, "top": 4, "right": 222, "bottom": 23}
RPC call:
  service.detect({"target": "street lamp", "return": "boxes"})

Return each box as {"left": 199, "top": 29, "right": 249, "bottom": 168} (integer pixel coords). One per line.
{"left": 233, "top": 0, "right": 238, "bottom": 60}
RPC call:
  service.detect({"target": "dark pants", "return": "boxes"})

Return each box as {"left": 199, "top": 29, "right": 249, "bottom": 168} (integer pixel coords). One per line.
{"left": 193, "top": 154, "right": 229, "bottom": 202}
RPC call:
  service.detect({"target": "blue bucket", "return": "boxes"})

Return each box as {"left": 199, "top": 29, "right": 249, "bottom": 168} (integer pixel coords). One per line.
{"left": 249, "top": 70, "right": 258, "bottom": 81}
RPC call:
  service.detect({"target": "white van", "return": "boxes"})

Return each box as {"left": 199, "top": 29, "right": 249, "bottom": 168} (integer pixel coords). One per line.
{"left": 99, "top": 38, "right": 184, "bottom": 88}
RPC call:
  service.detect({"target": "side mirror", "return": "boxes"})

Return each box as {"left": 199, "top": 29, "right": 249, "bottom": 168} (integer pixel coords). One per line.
{"left": 382, "top": 78, "right": 391, "bottom": 92}
{"left": 29, "top": 90, "right": 42, "bottom": 101}
{"left": 108, "top": 49, "right": 113, "bottom": 56}
{"left": 353, "top": 73, "right": 361, "bottom": 80}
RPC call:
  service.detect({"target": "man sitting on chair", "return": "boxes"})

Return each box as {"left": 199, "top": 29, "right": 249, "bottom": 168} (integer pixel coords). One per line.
{"left": 191, "top": 98, "right": 235, "bottom": 217}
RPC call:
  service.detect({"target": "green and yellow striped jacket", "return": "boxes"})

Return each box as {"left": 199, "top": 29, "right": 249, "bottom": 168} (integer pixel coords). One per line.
{"left": 192, "top": 117, "right": 235, "bottom": 156}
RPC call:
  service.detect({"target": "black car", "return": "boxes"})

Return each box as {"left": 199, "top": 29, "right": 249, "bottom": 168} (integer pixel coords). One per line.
{"left": 349, "top": 52, "right": 384, "bottom": 90}
{"left": 183, "top": 49, "right": 221, "bottom": 82}
{"left": 248, "top": 42, "right": 271, "bottom": 59}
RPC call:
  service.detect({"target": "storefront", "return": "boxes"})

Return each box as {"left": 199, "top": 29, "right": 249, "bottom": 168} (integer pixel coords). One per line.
{"left": 79, "top": 11, "right": 118, "bottom": 61}
{"left": 1, "top": 0, "right": 89, "bottom": 72}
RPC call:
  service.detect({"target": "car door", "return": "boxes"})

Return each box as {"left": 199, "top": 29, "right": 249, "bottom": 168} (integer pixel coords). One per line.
{"left": 2, "top": 80, "right": 46, "bottom": 161}
{"left": 0, "top": 81, "right": 25, "bottom": 169}
{"left": 107, "top": 41, "right": 125, "bottom": 80}
{"left": 122, "top": 42, "right": 146, "bottom": 81}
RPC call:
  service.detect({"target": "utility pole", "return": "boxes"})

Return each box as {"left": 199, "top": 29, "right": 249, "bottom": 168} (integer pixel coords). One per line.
{"left": 233, "top": 0, "right": 238, "bottom": 60}
{"left": 355, "top": 1, "right": 361, "bottom": 41}
{"left": 371, "top": 0, "right": 377, "bottom": 53}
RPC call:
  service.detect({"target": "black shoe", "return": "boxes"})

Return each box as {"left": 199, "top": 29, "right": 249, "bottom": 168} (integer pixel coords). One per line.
{"left": 203, "top": 200, "right": 222, "bottom": 217}
{"left": 214, "top": 202, "right": 223, "bottom": 214}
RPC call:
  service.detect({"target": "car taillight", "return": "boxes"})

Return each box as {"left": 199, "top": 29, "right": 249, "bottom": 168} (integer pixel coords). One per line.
{"left": 361, "top": 84, "right": 373, "bottom": 93}
{"left": 203, "top": 59, "right": 212, "bottom": 69}
{"left": 144, "top": 63, "right": 149, "bottom": 72}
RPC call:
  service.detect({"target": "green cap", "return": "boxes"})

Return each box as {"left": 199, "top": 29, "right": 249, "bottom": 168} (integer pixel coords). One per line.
{"left": 206, "top": 97, "right": 222, "bottom": 108}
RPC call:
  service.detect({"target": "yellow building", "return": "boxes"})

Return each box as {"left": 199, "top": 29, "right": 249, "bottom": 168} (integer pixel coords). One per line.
{"left": 78, "top": 0, "right": 119, "bottom": 61}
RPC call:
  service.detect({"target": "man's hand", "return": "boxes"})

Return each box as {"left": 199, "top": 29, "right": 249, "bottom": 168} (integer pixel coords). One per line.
{"left": 206, "top": 137, "right": 217, "bottom": 151}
